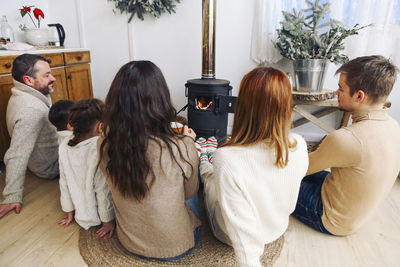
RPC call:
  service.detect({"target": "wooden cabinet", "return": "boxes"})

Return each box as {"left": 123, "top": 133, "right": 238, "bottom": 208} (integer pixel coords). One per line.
{"left": 51, "top": 68, "right": 69, "bottom": 102}
{"left": 64, "top": 51, "right": 93, "bottom": 100}
{"left": 41, "top": 53, "right": 65, "bottom": 68}
{"left": 0, "top": 76, "right": 13, "bottom": 160}
{"left": 0, "top": 50, "right": 93, "bottom": 160}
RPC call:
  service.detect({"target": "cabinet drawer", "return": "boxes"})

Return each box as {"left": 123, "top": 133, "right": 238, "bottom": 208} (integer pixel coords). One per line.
{"left": 0, "top": 56, "right": 17, "bottom": 74}
{"left": 40, "top": 53, "right": 64, "bottom": 67}
{"left": 64, "top": 51, "right": 91, "bottom": 65}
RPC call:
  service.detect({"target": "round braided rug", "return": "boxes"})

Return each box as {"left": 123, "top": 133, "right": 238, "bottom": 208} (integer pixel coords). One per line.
{"left": 79, "top": 195, "right": 284, "bottom": 267}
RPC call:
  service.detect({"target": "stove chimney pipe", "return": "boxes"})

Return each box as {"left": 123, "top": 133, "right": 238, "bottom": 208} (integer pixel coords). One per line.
{"left": 202, "top": 0, "right": 216, "bottom": 79}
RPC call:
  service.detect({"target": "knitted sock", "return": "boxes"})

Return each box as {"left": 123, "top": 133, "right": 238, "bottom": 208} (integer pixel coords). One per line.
{"left": 195, "top": 137, "right": 208, "bottom": 162}
{"left": 206, "top": 136, "right": 218, "bottom": 163}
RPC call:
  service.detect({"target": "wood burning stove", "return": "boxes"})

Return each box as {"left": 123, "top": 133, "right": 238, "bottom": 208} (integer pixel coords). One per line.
{"left": 186, "top": 78, "right": 234, "bottom": 140}
{"left": 185, "top": 0, "right": 236, "bottom": 141}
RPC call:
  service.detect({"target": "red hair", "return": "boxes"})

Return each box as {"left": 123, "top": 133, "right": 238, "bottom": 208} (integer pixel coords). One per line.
{"left": 224, "top": 67, "right": 296, "bottom": 168}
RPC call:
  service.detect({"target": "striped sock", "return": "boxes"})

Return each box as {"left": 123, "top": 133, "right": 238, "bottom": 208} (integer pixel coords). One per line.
{"left": 206, "top": 136, "right": 218, "bottom": 163}
{"left": 195, "top": 137, "right": 208, "bottom": 162}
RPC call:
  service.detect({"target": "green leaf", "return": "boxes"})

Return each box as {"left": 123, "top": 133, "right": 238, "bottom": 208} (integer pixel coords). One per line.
{"left": 109, "top": 0, "right": 180, "bottom": 22}
{"left": 274, "top": 0, "right": 370, "bottom": 64}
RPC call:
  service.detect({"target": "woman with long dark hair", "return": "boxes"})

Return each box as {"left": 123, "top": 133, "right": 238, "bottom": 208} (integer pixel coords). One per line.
{"left": 199, "top": 67, "right": 308, "bottom": 267}
{"left": 98, "top": 61, "right": 200, "bottom": 260}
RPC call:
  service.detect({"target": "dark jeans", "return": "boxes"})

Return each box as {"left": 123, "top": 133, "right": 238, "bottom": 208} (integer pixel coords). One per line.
{"left": 293, "top": 171, "right": 332, "bottom": 235}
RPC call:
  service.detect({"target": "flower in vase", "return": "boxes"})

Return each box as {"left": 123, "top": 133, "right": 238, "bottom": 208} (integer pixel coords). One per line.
{"left": 19, "top": 5, "right": 45, "bottom": 30}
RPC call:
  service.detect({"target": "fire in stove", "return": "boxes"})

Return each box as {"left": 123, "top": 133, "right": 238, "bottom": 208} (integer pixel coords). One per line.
{"left": 195, "top": 96, "right": 213, "bottom": 110}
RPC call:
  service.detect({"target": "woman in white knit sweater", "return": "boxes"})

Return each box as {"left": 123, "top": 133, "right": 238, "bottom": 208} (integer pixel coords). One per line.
{"left": 200, "top": 67, "right": 308, "bottom": 267}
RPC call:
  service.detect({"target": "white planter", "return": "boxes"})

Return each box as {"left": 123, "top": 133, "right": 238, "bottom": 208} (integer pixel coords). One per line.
{"left": 24, "top": 28, "right": 49, "bottom": 46}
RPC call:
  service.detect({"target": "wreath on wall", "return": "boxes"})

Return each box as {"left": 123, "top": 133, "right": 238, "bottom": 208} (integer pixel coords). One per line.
{"left": 108, "top": 0, "right": 181, "bottom": 22}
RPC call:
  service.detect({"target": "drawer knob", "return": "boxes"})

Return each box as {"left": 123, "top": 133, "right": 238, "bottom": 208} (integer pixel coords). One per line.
{"left": 76, "top": 56, "right": 82, "bottom": 61}
{"left": 67, "top": 75, "right": 72, "bottom": 79}
{"left": 5, "top": 63, "right": 11, "bottom": 68}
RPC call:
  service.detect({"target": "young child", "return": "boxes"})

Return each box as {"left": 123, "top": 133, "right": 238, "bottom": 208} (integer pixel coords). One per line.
{"left": 48, "top": 99, "right": 75, "bottom": 144}
{"left": 57, "top": 98, "right": 115, "bottom": 238}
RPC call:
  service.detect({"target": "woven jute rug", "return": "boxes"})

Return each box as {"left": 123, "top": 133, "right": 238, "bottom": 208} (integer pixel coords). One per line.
{"left": 79, "top": 194, "right": 284, "bottom": 267}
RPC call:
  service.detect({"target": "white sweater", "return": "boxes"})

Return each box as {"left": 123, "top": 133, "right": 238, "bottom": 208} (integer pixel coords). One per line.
{"left": 56, "top": 130, "right": 72, "bottom": 145}
{"left": 200, "top": 133, "right": 308, "bottom": 267}
{"left": 59, "top": 135, "right": 114, "bottom": 230}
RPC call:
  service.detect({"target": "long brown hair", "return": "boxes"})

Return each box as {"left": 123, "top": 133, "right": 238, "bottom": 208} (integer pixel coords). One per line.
{"left": 99, "top": 61, "right": 193, "bottom": 201}
{"left": 224, "top": 67, "right": 296, "bottom": 168}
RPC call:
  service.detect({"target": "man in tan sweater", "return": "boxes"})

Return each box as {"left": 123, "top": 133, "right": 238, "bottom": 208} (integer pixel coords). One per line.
{"left": 293, "top": 55, "right": 400, "bottom": 235}
{"left": 0, "top": 54, "right": 58, "bottom": 218}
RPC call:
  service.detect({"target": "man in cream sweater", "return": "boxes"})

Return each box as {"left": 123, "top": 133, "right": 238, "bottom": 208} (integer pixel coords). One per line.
{"left": 0, "top": 54, "right": 59, "bottom": 218}
{"left": 293, "top": 55, "right": 400, "bottom": 235}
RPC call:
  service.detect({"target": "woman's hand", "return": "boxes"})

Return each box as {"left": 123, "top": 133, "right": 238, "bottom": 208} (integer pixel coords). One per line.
{"left": 183, "top": 125, "right": 196, "bottom": 140}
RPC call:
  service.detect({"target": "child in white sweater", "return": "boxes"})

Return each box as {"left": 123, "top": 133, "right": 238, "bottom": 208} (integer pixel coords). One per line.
{"left": 199, "top": 67, "right": 308, "bottom": 267}
{"left": 57, "top": 99, "right": 115, "bottom": 238}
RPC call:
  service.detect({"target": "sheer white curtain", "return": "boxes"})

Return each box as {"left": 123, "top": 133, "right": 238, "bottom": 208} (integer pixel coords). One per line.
{"left": 251, "top": 0, "right": 400, "bottom": 64}
{"left": 330, "top": 0, "right": 400, "bottom": 64}
{"left": 251, "top": 0, "right": 307, "bottom": 64}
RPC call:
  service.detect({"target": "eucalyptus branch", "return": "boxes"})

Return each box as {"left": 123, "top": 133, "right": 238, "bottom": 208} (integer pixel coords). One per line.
{"left": 274, "top": 0, "right": 370, "bottom": 64}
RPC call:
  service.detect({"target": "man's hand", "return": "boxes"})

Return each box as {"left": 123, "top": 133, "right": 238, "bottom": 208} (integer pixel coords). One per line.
{"left": 0, "top": 202, "right": 22, "bottom": 218}
{"left": 96, "top": 220, "right": 115, "bottom": 238}
{"left": 57, "top": 211, "right": 75, "bottom": 227}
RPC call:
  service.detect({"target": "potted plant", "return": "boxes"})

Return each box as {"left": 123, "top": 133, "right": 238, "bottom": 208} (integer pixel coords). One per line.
{"left": 274, "top": 0, "right": 370, "bottom": 92}
{"left": 19, "top": 5, "right": 48, "bottom": 46}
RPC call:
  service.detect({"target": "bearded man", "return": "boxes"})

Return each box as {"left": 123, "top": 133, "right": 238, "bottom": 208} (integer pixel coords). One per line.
{"left": 0, "top": 54, "right": 59, "bottom": 218}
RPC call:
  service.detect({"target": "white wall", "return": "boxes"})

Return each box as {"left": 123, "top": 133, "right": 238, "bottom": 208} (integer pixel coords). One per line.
{"left": 48, "top": 0, "right": 80, "bottom": 48}
{"left": 48, "top": 0, "right": 130, "bottom": 100}
{"left": 99, "top": 0, "right": 256, "bottom": 109}
{"left": 41, "top": 0, "right": 256, "bottom": 106}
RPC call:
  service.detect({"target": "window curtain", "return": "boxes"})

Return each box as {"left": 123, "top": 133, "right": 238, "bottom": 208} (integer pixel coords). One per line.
{"left": 251, "top": 0, "right": 306, "bottom": 64}
{"left": 251, "top": 0, "right": 400, "bottom": 65}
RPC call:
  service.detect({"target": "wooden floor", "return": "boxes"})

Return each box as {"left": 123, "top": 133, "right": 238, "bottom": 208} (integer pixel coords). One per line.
{"left": 1, "top": 172, "right": 400, "bottom": 267}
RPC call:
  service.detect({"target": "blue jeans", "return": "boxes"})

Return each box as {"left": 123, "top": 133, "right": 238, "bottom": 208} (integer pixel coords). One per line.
{"left": 129, "top": 189, "right": 201, "bottom": 261}
{"left": 293, "top": 171, "right": 332, "bottom": 235}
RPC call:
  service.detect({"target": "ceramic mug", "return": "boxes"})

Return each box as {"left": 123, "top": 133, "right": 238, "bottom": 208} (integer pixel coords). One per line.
{"left": 170, "top": 122, "right": 184, "bottom": 134}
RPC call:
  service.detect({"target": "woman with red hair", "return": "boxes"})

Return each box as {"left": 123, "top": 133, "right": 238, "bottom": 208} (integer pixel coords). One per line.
{"left": 200, "top": 67, "right": 308, "bottom": 267}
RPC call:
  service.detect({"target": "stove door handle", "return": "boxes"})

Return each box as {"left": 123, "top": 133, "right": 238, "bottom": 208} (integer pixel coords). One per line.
{"left": 215, "top": 95, "right": 237, "bottom": 113}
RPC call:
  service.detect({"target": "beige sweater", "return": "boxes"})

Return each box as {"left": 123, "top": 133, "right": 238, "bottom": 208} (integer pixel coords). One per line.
{"left": 3, "top": 80, "right": 58, "bottom": 204}
{"left": 98, "top": 136, "right": 200, "bottom": 258}
{"left": 308, "top": 109, "right": 400, "bottom": 235}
